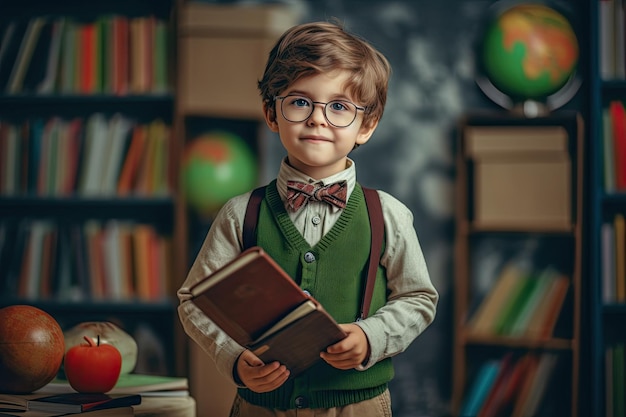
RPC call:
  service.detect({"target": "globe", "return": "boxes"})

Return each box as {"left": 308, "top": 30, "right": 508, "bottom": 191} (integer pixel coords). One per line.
{"left": 480, "top": 3, "right": 579, "bottom": 107}
{"left": 0, "top": 305, "right": 65, "bottom": 393}
{"left": 181, "top": 132, "right": 257, "bottom": 216}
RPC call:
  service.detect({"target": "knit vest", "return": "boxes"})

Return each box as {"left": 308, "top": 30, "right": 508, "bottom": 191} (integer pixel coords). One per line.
{"left": 238, "top": 181, "right": 394, "bottom": 410}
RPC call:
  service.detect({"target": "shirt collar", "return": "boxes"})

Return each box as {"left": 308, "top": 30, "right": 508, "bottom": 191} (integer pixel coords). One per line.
{"left": 276, "top": 158, "right": 357, "bottom": 211}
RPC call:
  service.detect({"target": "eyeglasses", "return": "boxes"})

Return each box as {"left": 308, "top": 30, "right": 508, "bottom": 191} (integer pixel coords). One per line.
{"left": 274, "top": 95, "right": 366, "bottom": 128}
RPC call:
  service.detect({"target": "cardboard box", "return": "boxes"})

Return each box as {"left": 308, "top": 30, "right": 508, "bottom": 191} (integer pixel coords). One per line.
{"left": 178, "top": 4, "right": 297, "bottom": 120}
{"left": 464, "top": 125, "right": 571, "bottom": 227}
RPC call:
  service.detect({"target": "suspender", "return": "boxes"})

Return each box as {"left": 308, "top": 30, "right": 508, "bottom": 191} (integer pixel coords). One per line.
{"left": 242, "top": 185, "right": 384, "bottom": 320}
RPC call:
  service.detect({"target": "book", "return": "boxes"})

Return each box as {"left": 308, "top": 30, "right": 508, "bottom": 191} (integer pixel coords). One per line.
{"left": 467, "top": 264, "right": 524, "bottom": 336}
{"left": 6, "top": 17, "right": 47, "bottom": 93}
{"left": 610, "top": 101, "right": 626, "bottom": 190}
{"left": 459, "top": 359, "right": 501, "bottom": 417}
{"left": 27, "top": 393, "right": 140, "bottom": 414}
{"left": 189, "top": 246, "right": 347, "bottom": 376}
{"left": 507, "top": 268, "right": 558, "bottom": 336}
{"left": 39, "top": 374, "right": 188, "bottom": 396}
{"left": 524, "top": 274, "right": 569, "bottom": 339}
{"left": 494, "top": 273, "right": 537, "bottom": 336}
{"left": 511, "top": 353, "right": 558, "bottom": 417}
{"left": 477, "top": 353, "right": 515, "bottom": 417}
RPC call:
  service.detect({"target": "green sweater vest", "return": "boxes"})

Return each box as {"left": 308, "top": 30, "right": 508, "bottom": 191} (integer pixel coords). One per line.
{"left": 238, "top": 181, "right": 394, "bottom": 410}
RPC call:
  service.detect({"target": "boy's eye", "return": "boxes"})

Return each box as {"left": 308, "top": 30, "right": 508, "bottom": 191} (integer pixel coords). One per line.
{"left": 329, "top": 101, "right": 349, "bottom": 112}
{"left": 292, "top": 97, "right": 311, "bottom": 107}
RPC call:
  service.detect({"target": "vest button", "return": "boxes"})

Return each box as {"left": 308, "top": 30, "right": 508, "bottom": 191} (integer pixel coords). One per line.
{"left": 304, "top": 252, "right": 316, "bottom": 263}
{"left": 295, "top": 396, "right": 308, "bottom": 408}
{"left": 312, "top": 215, "right": 321, "bottom": 225}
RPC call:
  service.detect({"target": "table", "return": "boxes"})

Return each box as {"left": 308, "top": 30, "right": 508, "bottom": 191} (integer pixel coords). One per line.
{"left": 134, "top": 396, "right": 196, "bottom": 417}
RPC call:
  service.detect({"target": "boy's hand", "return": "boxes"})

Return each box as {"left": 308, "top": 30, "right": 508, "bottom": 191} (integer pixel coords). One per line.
{"left": 235, "top": 349, "right": 290, "bottom": 393}
{"left": 320, "top": 323, "right": 370, "bottom": 369}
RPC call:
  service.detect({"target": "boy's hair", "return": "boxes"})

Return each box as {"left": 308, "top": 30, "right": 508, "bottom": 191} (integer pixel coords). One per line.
{"left": 258, "top": 20, "right": 391, "bottom": 128}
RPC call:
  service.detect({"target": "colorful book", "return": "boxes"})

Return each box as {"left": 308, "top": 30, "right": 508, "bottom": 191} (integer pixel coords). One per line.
{"left": 467, "top": 264, "right": 524, "bottom": 336}
{"left": 27, "top": 393, "right": 140, "bottom": 414}
{"left": 610, "top": 101, "right": 626, "bottom": 190}
{"left": 6, "top": 17, "right": 47, "bottom": 93}
{"left": 459, "top": 359, "right": 501, "bottom": 417}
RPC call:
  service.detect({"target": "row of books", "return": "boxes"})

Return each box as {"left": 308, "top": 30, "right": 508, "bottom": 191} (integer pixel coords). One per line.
{"left": 459, "top": 352, "right": 560, "bottom": 417}
{"left": 0, "top": 14, "right": 169, "bottom": 95}
{"left": 605, "top": 343, "right": 626, "bottom": 417}
{"left": 0, "top": 114, "right": 171, "bottom": 197}
{"left": 0, "top": 220, "right": 172, "bottom": 302}
{"left": 599, "top": 0, "right": 626, "bottom": 80}
{"left": 466, "top": 264, "right": 570, "bottom": 339}
{"left": 601, "top": 214, "right": 626, "bottom": 303}
{"left": 0, "top": 374, "right": 188, "bottom": 416}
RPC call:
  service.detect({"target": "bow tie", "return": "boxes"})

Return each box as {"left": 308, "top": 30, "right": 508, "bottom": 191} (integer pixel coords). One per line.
{"left": 286, "top": 180, "right": 348, "bottom": 212}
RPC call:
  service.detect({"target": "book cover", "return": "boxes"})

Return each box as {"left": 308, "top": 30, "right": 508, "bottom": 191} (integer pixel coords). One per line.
{"left": 40, "top": 374, "right": 188, "bottom": 396}
{"left": 189, "top": 246, "right": 347, "bottom": 374}
{"left": 524, "top": 274, "right": 569, "bottom": 339}
{"left": 467, "top": 264, "right": 523, "bottom": 336}
{"left": 492, "top": 273, "right": 533, "bottom": 335}
{"left": 507, "top": 269, "right": 557, "bottom": 336}
{"left": 37, "top": 18, "right": 65, "bottom": 94}
{"left": 610, "top": 101, "right": 626, "bottom": 190}
{"left": 6, "top": 17, "right": 47, "bottom": 94}
{"left": 511, "top": 353, "right": 558, "bottom": 417}
{"left": 476, "top": 353, "right": 515, "bottom": 417}
{"left": 459, "top": 359, "right": 501, "bottom": 417}
{"left": 27, "top": 393, "right": 140, "bottom": 414}
{"left": 615, "top": 213, "right": 626, "bottom": 302}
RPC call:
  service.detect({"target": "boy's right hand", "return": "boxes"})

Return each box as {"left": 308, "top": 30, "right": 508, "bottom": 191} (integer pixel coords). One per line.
{"left": 236, "top": 349, "right": 290, "bottom": 393}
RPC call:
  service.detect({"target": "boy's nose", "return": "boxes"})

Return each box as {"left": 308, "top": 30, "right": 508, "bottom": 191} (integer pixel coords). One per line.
{"left": 306, "top": 103, "right": 328, "bottom": 126}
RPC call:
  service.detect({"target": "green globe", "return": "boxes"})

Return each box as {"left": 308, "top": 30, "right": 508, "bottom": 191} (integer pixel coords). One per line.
{"left": 481, "top": 4, "right": 579, "bottom": 101}
{"left": 180, "top": 132, "right": 257, "bottom": 216}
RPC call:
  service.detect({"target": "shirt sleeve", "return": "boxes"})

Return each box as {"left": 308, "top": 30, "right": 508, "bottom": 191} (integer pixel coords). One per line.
{"left": 355, "top": 190, "right": 439, "bottom": 369}
{"left": 176, "top": 193, "right": 251, "bottom": 383}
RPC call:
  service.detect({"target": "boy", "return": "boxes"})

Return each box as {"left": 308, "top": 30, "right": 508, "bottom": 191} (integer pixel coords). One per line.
{"left": 177, "top": 21, "right": 438, "bottom": 416}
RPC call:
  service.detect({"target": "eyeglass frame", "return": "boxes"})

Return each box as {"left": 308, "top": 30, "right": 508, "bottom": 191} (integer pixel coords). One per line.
{"left": 274, "top": 95, "right": 367, "bottom": 128}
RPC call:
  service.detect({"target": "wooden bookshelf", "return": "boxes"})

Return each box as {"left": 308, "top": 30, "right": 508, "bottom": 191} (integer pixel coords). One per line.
{"left": 451, "top": 111, "right": 583, "bottom": 417}
{"left": 0, "top": 0, "right": 185, "bottom": 377}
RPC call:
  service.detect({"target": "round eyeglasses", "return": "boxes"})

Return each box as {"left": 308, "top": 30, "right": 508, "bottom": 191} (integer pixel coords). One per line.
{"left": 275, "top": 95, "right": 366, "bottom": 128}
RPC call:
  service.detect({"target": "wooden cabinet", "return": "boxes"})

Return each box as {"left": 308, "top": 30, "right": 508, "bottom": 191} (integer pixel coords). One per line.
{"left": 451, "top": 111, "right": 583, "bottom": 417}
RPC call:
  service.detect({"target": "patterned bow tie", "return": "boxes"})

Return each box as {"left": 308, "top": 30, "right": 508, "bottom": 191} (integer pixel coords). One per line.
{"left": 286, "top": 180, "right": 348, "bottom": 212}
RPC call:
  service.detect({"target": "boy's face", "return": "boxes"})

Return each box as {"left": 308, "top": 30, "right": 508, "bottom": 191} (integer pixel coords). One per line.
{"left": 264, "top": 70, "right": 378, "bottom": 179}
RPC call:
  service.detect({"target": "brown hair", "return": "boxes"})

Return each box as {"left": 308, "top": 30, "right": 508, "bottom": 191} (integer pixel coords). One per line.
{"left": 258, "top": 21, "right": 391, "bottom": 128}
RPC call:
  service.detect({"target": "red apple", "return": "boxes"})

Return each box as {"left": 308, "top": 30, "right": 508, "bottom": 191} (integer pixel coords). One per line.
{"left": 64, "top": 335, "right": 122, "bottom": 393}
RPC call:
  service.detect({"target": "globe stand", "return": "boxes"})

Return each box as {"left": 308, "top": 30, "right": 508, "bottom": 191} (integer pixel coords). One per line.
{"left": 476, "top": 74, "right": 581, "bottom": 118}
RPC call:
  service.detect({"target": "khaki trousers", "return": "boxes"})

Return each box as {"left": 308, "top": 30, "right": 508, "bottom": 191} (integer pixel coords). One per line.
{"left": 228, "top": 389, "right": 392, "bottom": 417}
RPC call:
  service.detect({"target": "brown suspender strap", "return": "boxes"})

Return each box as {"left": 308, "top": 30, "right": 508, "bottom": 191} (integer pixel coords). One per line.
{"left": 243, "top": 186, "right": 266, "bottom": 250}
{"left": 360, "top": 187, "right": 384, "bottom": 320}
{"left": 242, "top": 185, "right": 384, "bottom": 321}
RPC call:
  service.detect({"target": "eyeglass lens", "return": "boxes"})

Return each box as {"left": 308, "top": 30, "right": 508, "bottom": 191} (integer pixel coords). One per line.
{"left": 279, "top": 96, "right": 358, "bottom": 127}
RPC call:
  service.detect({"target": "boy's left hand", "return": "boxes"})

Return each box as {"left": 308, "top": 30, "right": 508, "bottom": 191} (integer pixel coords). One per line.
{"left": 320, "top": 323, "right": 370, "bottom": 369}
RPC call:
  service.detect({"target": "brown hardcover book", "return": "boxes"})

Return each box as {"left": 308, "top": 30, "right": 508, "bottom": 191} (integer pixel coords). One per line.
{"left": 189, "top": 246, "right": 347, "bottom": 376}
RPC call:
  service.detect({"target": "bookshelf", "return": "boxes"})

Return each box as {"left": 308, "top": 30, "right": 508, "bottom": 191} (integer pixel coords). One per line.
{"left": 451, "top": 111, "right": 583, "bottom": 417}
{"left": 590, "top": 1, "right": 626, "bottom": 416}
{"left": 0, "top": 0, "right": 184, "bottom": 376}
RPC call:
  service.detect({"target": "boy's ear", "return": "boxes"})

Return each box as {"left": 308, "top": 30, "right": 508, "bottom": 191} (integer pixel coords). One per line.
{"left": 263, "top": 102, "right": 279, "bottom": 132}
{"left": 356, "top": 119, "right": 379, "bottom": 146}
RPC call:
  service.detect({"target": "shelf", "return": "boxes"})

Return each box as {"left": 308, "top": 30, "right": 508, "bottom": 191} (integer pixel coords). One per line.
{"left": 0, "top": 95, "right": 175, "bottom": 120}
{"left": 460, "top": 222, "right": 577, "bottom": 235}
{"left": 0, "top": 298, "right": 177, "bottom": 313}
{"left": 0, "top": 196, "right": 175, "bottom": 226}
{"left": 462, "top": 333, "right": 574, "bottom": 351}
